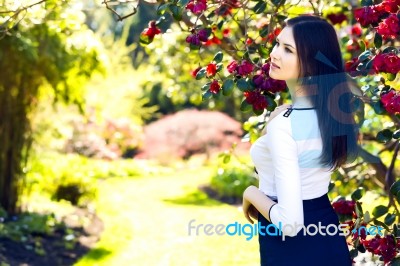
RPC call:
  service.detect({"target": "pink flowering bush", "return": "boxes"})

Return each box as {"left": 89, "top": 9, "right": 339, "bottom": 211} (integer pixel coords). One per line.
{"left": 135, "top": 109, "right": 248, "bottom": 161}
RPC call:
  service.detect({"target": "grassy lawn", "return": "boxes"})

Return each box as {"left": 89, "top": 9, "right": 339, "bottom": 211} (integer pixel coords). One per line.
{"left": 75, "top": 165, "right": 259, "bottom": 266}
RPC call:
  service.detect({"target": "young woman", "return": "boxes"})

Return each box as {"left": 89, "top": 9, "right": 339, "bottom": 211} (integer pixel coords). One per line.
{"left": 242, "top": 15, "right": 359, "bottom": 266}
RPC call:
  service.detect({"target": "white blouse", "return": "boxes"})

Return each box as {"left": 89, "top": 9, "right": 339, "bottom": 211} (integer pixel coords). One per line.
{"left": 250, "top": 107, "right": 333, "bottom": 236}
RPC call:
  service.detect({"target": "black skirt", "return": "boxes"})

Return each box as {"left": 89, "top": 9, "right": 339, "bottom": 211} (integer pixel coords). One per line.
{"left": 258, "top": 194, "right": 352, "bottom": 266}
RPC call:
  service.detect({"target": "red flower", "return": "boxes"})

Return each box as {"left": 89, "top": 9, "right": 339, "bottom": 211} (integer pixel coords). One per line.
{"left": 237, "top": 60, "right": 254, "bottom": 76}
{"left": 345, "top": 58, "right": 361, "bottom": 77}
{"left": 186, "top": 34, "right": 201, "bottom": 46}
{"left": 267, "top": 28, "right": 282, "bottom": 43}
{"left": 223, "top": 29, "right": 230, "bottom": 37}
{"left": 204, "top": 36, "right": 222, "bottom": 46}
{"left": 198, "top": 29, "right": 209, "bottom": 42}
{"left": 332, "top": 200, "right": 356, "bottom": 216}
{"left": 327, "top": 13, "right": 348, "bottom": 25}
{"left": 351, "top": 24, "right": 363, "bottom": 36}
{"left": 361, "top": 235, "right": 398, "bottom": 264}
{"left": 373, "top": 53, "right": 400, "bottom": 74}
{"left": 354, "top": 6, "right": 385, "bottom": 27}
{"left": 206, "top": 63, "right": 217, "bottom": 77}
{"left": 186, "top": 0, "right": 207, "bottom": 14}
{"left": 376, "top": 14, "right": 400, "bottom": 39}
{"left": 346, "top": 39, "right": 361, "bottom": 52}
{"left": 191, "top": 67, "right": 202, "bottom": 78}
{"left": 381, "top": 90, "right": 400, "bottom": 114}
{"left": 227, "top": 60, "right": 238, "bottom": 73}
{"left": 142, "top": 21, "right": 161, "bottom": 40}
{"left": 244, "top": 91, "right": 267, "bottom": 110}
{"left": 209, "top": 80, "right": 221, "bottom": 94}
{"left": 376, "top": 0, "right": 400, "bottom": 13}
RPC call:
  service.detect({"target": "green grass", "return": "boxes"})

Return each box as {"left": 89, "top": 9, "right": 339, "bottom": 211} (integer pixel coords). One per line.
{"left": 75, "top": 165, "right": 259, "bottom": 266}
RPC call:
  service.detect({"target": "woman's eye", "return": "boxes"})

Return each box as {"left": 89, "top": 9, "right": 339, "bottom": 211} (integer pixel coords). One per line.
{"left": 285, "top": 47, "right": 292, "bottom": 53}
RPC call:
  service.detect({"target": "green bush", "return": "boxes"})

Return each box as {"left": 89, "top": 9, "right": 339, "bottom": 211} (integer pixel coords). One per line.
{"left": 210, "top": 166, "right": 258, "bottom": 201}
{"left": 25, "top": 152, "right": 143, "bottom": 206}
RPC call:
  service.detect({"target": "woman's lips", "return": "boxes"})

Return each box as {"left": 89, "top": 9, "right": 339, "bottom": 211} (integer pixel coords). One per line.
{"left": 271, "top": 62, "right": 280, "bottom": 69}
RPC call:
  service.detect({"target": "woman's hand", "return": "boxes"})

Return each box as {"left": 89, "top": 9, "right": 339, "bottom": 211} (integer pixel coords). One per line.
{"left": 243, "top": 186, "right": 259, "bottom": 224}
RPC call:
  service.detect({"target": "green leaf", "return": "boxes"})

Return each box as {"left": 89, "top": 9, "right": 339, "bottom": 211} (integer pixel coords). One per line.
{"left": 355, "top": 202, "right": 363, "bottom": 218}
{"left": 386, "top": 73, "right": 397, "bottom": 81}
{"left": 259, "top": 26, "right": 269, "bottom": 38}
{"left": 384, "top": 213, "right": 396, "bottom": 226}
{"left": 222, "top": 79, "right": 234, "bottom": 96}
{"left": 169, "top": 5, "right": 183, "bottom": 21}
{"left": 390, "top": 180, "right": 400, "bottom": 196}
{"left": 364, "top": 211, "right": 371, "bottom": 223}
{"left": 139, "top": 33, "right": 153, "bottom": 45}
{"left": 351, "top": 187, "right": 365, "bottom": 201}
{"left": 253, "top": 1, "right": 267, "bottom": 14}
{"left": 372, "top": 219, "right": 390, "bottom": 231}
{"left": 177, "top": 0, "right": 189, "bottom": 7}
{"left": 190, "top": 43, "right": 201, "bottom": 50}
{"left": 202, "top": 90, "right": 212, "bottom": 100}
{"left": 196, "top": 68, "right": 206, "bottom": 80}
{"left": 223, "top": 154, "right": 231, "bottom": 164}
{"left": 201, "top": 82, "right": 211, "bottom": 91}
{"left": 265, "top": 95, "right": 277, "bottom": 111}
{"left": 376, "top": 129, "right": 393, "bottom": 143}
{"left": 349, "top": 249, "right": 358, "bottom": 259}
{"left": 393, "top": 224, "right": 400, "bottom": 237}
{"left": 236, "top": 79, "right": 251, "bottom": 91}
{"left": 213, "top": 51, "right": 223, "bottom": 63}
{"left": 372, "top": 101, "right": 385, "bottom": 114}
{"left": 390, "top": 257, "right": 400, "bottom": 266}
{"left": 216, "top": 63, "right": 223, "bottom": 72}
{"left": 372, "top": 205, "right": 388, "bottom": 219}
{"left": 374, "top": 33, "right": 382, "bottom": 49}
{"left": 240, "top": 100, "right": 252, "bottom": 112}
{"left": 382, "top": 46, "right": 398, "bottom": 54}
{"left": 328, "top": 181, "right": 335, "bottom": 192}
{"left": 358, "top": 40, "right": 366, "bottom": 51}
{"left": 258, "top": 44, "right": 269, "bottom": 58}
{"left": 253, "top": 107, "right": 264, "bottom": 115}
{"left": 358, "top": 50, "right": 371, "bottom": 62}
{"left": 361, "top": 0, "right": 373, "bottom": 6}
{"left": 393, "top": 129, "right": 400, "bottom": 139}
{"left": 271, "top": 0, "right": 284, "bottom": 6}
{"left": 157, "top": 3, "right": 170, "bottom": 15}
{"left": 396, "top": 190, "right": 400, "bottom": 203}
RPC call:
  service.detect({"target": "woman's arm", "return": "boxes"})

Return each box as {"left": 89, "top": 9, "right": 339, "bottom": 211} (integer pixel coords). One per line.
{"left": 242, "top": 185, "right": 276, "bottom": 224}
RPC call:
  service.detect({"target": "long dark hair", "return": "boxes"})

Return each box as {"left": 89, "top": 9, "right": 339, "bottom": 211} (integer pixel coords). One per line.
{"left": 285, "top": 15, "right": 359, "bottom": 171}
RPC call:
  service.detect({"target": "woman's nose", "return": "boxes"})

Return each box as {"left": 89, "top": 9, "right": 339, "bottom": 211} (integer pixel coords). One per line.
{"left": 270, "top": 45, "right": 279, "bottom": 60}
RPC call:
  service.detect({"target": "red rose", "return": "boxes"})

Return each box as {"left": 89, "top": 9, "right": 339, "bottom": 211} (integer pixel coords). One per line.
{"left": 237, "top": 60, "right": 254, "bottom": 76}
{"left": 227, "top": 60, "right": 238, "bottom": 73}
{"left": 376, "top": 14, "right": 400, "bottom": 39}
{"left": 332, "top": 200, "right": 356, "bottom": 216}
{"left": 206, "top": 63, "right": 217, "bottom": 77}
{"left": 244, "top": 90, "right": 267, "bottom": 110}
{"left": 209, "top": 79, "right": 221, "bottom": 94}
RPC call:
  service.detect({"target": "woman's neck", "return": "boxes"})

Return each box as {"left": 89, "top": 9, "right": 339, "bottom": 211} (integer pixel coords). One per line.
{"left": 287, "top": 82, "right": 314, "bottom": 108}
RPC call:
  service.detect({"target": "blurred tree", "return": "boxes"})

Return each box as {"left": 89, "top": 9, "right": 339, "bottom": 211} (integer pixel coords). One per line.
{"left": 0, "top": 0, "right": 103, "bottom": 213}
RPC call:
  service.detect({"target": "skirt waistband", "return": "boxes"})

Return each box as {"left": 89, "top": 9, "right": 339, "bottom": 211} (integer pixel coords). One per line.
{"left": 267, "top": 193, "right": 332, "bottom": 211}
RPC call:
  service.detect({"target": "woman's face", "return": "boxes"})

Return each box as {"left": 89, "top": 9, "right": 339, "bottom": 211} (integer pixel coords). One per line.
{"left": 269, "top": 27, "right": 300, "bottom": 82}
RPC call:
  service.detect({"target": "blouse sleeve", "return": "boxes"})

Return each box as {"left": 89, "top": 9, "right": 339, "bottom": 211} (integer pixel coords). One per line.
{"left": 268, "top": 118, "right": 304, "bottom": 237}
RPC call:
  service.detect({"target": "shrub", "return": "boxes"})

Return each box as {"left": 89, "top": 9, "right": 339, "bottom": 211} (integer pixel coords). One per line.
{"left": 209, "top": 165, "right": 258, "bottom": 203}
{"left": 136, "top": 109, "right": 248, "bottom": 161}
{"left": 65, "top": 117, "right": 143, "bottom": 160}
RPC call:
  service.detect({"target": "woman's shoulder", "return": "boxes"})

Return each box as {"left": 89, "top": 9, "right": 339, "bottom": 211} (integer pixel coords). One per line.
{"left": 269, "top": 104, "right": 292, "bottom": 122}
{"left": 262, "top": 104, "right": 292, "bottom": 135}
